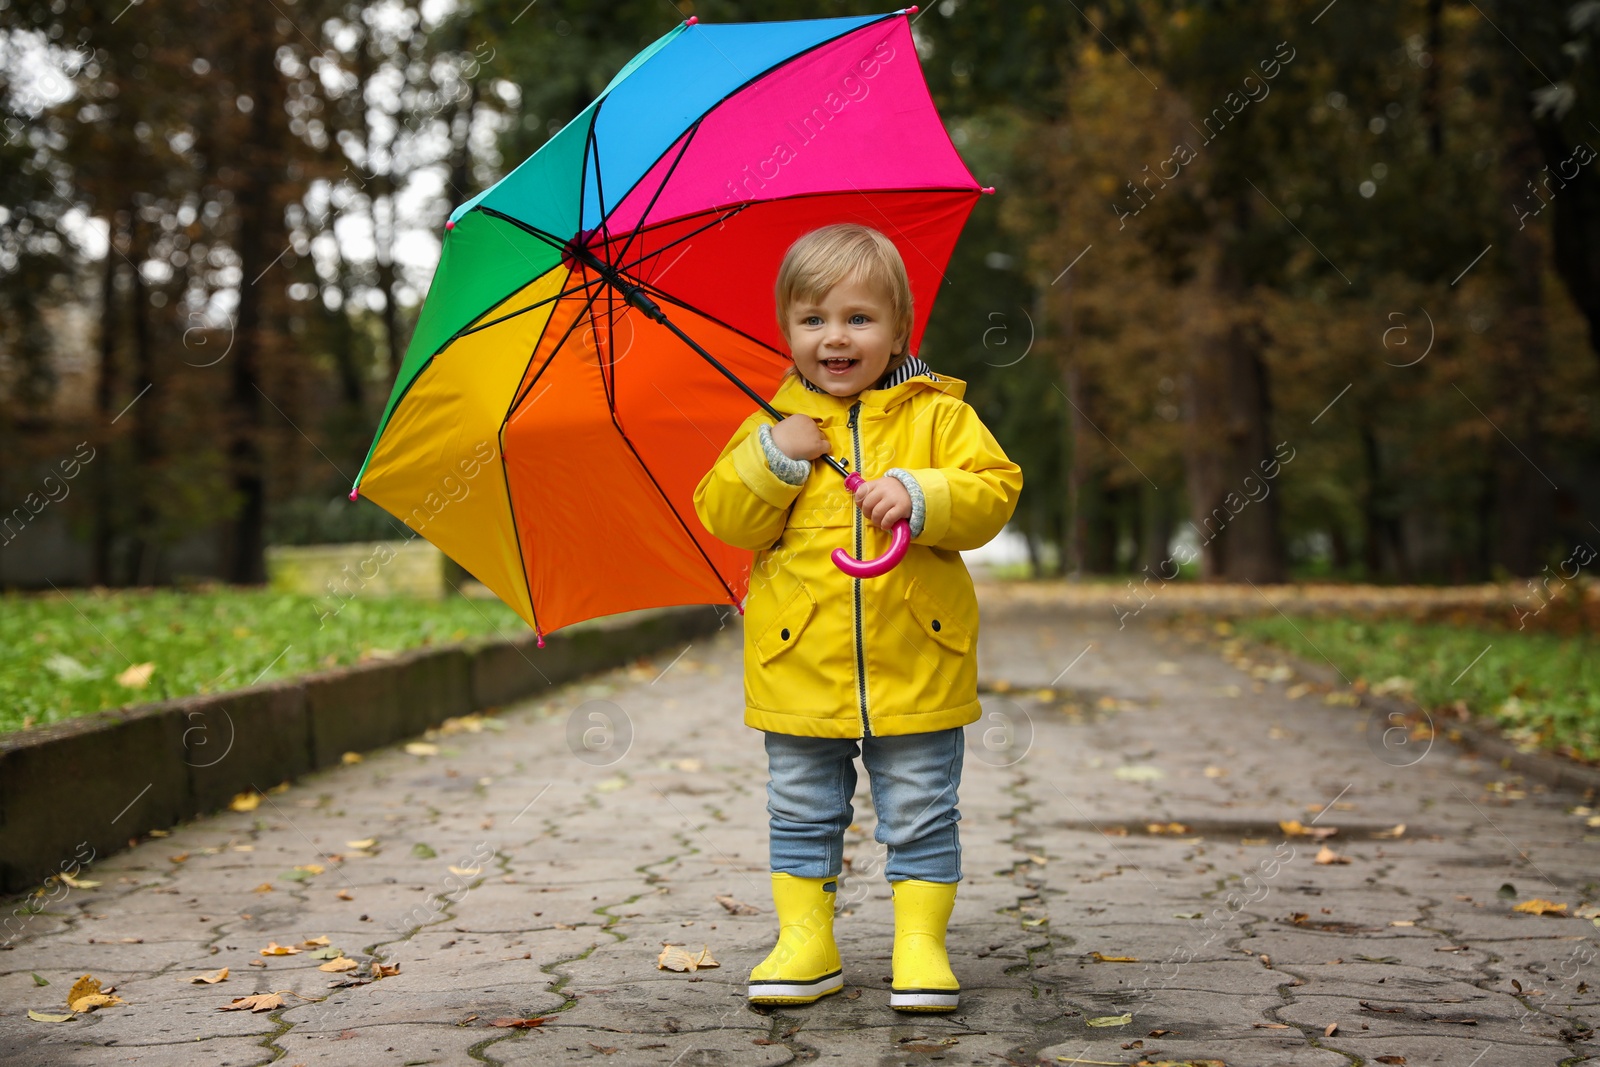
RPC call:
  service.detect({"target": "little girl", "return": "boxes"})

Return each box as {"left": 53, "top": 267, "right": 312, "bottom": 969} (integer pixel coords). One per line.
{"left": 691, "top": 223, "right": 1022, "bottom": 1013}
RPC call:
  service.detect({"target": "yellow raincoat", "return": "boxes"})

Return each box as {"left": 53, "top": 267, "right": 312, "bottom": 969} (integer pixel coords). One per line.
{"left": 692, "top": 371, "right": 1023, "bottom": 738}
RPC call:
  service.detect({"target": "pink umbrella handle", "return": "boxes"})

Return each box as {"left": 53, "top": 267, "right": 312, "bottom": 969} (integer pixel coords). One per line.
{"left": 831, "top": 472, "right": 911, "bottom": 578}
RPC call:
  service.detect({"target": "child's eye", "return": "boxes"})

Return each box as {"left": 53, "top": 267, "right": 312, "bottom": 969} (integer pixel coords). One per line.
{"left": 850, "top": 314, "right": 869, "bottom": 325}
{"left": 801, "top": 315, "right": 822, "bottom": 326}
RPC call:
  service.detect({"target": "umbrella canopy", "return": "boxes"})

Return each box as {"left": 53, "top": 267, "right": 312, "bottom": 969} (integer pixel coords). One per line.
{"left": 351, "top": 7, "right": 986, "bottom": 642}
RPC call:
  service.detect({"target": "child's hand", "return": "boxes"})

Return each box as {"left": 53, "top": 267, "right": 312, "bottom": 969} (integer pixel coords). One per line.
{"left": 853, "top": 477, "right": 911, "bottom": 531}
{"left": 770, "top": 414, "right": 830, "bottom": 461}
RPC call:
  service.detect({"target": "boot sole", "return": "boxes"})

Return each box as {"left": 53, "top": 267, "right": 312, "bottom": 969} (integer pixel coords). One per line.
{"left": 747, "top": 971, "right": 844, "bottom": 1005}
{"left": 889, "top": 988, "right": 959, "bottom": 1011}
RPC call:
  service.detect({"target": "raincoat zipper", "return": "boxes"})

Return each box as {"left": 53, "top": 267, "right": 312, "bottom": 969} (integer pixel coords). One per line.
{"left": 848, "top": 400, "right": 871, "bottom": 738}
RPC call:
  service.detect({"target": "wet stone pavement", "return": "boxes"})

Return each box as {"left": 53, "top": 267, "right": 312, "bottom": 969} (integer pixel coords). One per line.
{"left": 1, "top": 583, "right": 1597, "bottom": 1066}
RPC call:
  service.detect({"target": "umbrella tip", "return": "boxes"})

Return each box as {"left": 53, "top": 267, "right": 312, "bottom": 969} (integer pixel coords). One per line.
{"left": 535, "top": 628, "right": 545, "bottom": 648}
{"left": 348, "top": 486, "right": 359, "bottom": 501}
{"left": 981, "top": 185, "right": 996, "bottom": 194}
{"left": 905, "top": 5, "right": 918, "bottom": 13}
{"left": 684, "top": 15, "right": 698, "bottom": 24}
{"left": 444, "top": 219, "right": 456, "bottom": 231}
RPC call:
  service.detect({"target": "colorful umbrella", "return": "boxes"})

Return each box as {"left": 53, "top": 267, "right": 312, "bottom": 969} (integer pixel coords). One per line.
{"left": 350, "top": 6, "right": 989, "bottom": 645}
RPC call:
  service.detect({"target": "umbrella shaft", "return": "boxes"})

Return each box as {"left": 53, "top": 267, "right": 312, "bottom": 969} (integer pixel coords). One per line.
{"left": 572, "top": 241, "right": 851, "bottom": 482}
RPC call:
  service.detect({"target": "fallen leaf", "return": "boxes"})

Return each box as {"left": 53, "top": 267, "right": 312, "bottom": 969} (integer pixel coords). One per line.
{"left": 219, "top": 993, "right": 284, "bottom": 1013}
{"left": 1513, "top": 899, "right": 1568, "bottom": 916}
{"left": 657, "top": 944, "right": 719, "bottom": 972}
{"left": 411, "top": 843, "right": 437, "bottom": 859}
{"left": 341, "top": 751, "right": 363, "bottom": 764}
{"left": 404, "top": 742, "right": 439, "bottom": 757}
{"left": 116, "top": 662, "right": 156, "bottom": 688}
{"left": 169, "top": 852, "right": 190, "bottom": 864}
{"left": 1315, "top": 845, "right": 1351, "bottom": 865}
{"left": 1085, "top": 1013, "right": 1133, "bottom": 1027}
{"left": 370, "top": 961, "right": 400, "bottom": 978}
{"left": 336, "top": 889, "right": 354, "bottom": 901}
{"left": 28, "top": 1010, "right": 75, "bottom": 1022}
{"left": 1325, "top": 1022, "right": 1339, "bottom": 1036}
{"left": 252, "top": 883, "right": 273, "bottom": 893}
{"left": 57, "top": 872, "right": 100, "bottom": 889}
{"left": 1146, "top": 822, "right": 1190, "bottom": 835}
{"left": 319, "top": 957, "right": 360, "bottom": 972}
{"left": 65, "top": 975, "right": 100, "bottom": 1007}
{"left": 589, "top": 1043, "right": 620, "bottom": 1054}
{"left": 184, "top": 968, "right": 229, "bottom": 984}
{"left": 296, "top": 864, "right": 325, "bottom": 876}
{"left": 309, "top": 948, "right": 343, "bottom": 960}
{"left": 228, "top": 792, "right": 261, "bottom": 813}
{"left": 345, "top": 838, "right": 376, "bottom": 850}
{"left": 1112, "top": 765, "right": 1164, "bottom": 782}
{"left": 302, "top": 936, "right": 330, "bottom": 947}
{"left": 491, "top": 1016, "right": 553, "bottom": 1028}
{"left": 716, "top": 894, "right": 758, "bottom": 915}
{"left": 1089, "top": 951, "right": 1139, "bottom": 963}
{"left": 1389, "top": 920, "right": 1415, "bottom": 927}
{"left": 447, "top": 865, "right": 481, "bottom": 877}
{"left": 259, "top": 942, "right": 301, "bottom": 956}
{"left": 1375, "top": 824, "right": 1406, "bottom": 839}
{"left": 69, "top": 993, "right": 125, "bottom": 1012}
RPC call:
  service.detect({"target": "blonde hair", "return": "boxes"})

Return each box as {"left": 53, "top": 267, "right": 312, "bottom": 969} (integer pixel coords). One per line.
{"left": 774, "top": 224, "right": 914, "bottom": 385}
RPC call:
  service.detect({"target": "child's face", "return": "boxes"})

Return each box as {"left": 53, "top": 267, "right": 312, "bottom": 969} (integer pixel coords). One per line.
{"left": 783, "top": 271, "right": 908, "bottom": 398}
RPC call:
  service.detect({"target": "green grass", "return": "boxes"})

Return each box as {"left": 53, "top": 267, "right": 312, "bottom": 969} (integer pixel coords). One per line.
{"left": 0, "top": 588, "right": 527, "bottom": 734}
{"left": 1236, "top": 616, "right": 1600, "bottom": 763}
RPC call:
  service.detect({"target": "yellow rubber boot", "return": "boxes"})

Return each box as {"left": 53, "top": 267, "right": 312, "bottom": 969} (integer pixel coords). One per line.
{"left": 747, "top": 873, "right": 844, "bottom": 1005}
{"left": 889, "top": 878, "right": 959, "bottom": 1011}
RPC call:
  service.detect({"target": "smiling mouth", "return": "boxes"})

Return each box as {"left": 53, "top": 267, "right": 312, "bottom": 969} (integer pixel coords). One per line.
{"left": 820, "top": 358, "right": 858, "bottom": 374}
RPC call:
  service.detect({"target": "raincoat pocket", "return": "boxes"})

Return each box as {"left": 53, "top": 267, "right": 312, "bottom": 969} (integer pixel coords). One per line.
{"left": 755, "top": 578, "right": 818, "bottom": 665}
{"left": 903, "top": 575, "right": 972, "bottom": 655}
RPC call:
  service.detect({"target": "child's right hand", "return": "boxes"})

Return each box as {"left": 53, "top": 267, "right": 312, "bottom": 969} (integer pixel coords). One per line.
{"left": 769, "top": 414, "right": 831, "bottom": 461}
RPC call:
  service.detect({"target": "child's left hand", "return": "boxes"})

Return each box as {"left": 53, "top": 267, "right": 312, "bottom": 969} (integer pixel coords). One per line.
{"left": 853, "top": 477, "right": 912, "bottom": 531}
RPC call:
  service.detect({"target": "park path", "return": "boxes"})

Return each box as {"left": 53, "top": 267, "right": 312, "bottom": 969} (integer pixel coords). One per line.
{"left": 2, "top": 584, "right": 1596, "bottom": 1066}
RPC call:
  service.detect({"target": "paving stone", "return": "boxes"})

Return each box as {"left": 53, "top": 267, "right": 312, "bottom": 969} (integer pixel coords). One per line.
{"left": 2, "top": 594, "right": 1595, "bottom": 1064}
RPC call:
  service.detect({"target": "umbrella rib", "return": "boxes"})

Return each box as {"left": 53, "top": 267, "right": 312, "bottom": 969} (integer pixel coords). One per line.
{"left": 502, "top": 266, "right": 610, "bottom": 426}
{"left": 606, "top": 406, "right": 743, "bottom": 613}
{"left": 605, "top": 117, "right": 703, "bottom": 277}
{"left": 452, "top": 271, "right": 607, "bottom": 342}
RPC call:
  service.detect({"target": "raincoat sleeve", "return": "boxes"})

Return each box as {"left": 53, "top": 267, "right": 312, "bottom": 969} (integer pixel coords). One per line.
{"left": 692, "top": 414, "right": 808, "bottom": 552}
{"left": 898, "top": 399, "right": 1022, "bottom": 552}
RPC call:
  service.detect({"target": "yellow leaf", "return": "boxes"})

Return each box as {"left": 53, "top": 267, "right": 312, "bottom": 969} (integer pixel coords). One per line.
{"left": 252, "top": 883, "right": 273, "bottom": 894}
{"left": 169, "top": 852, "right": 190, "bottom": 863}
{"left": 1375, "top": 824, "right": 1406, "bottom": 839}
{"left": 370, "top": 961, "right": 400, "bottom": 978}
{"left": 1084, "top": 1012, "right": 1132, "bottom": 1027}
{"left": 448, "top": 865, "right": 482, "bottom": 877}
{"left": 336, "top": 889, "right": 354, "bottom": 901}
{"left": 1314, "top": 845, "right": 1351, "bottom": 865}
{"left": 229, "top": 792, "right": 261, "bottom": 813}
{"left": 404, "top": 742, "right": 439, "bottom": 757}
{"left": 1089, "top": 951, "right": 1139, "bottom": 962}
{"left": 1513, "top": 899, "right": 1568, "bottom": 916}
{"left": 302, "top": 936, "right": 330, "bottom": 947}
{"left": 115, "top": 662, "right": 155, "bottom": 688}
{"left": 69, "top": 993, "right": 125, "bottom": 1012}
{"left": 295, "top": 864, "right": 324, "bottom": 875}
{"left": 259, "top": 942, "right": 300, "bottom": 956}
{"left": 57, "top": 872, "right": 100, "bottom": 889}
{"left": 219, "top": 993, "right": 285, "bottom": 1013}
{"left": 318, "top": 957, "right": 360, "bottom": 972}
{"left": 656, "top": 944, "right": 720, "bottom": 972}
{"left": 341, "top": 751, "right": 363, "bottom": 764}
{"left": 345, "top": 838, "right": 376, "bottom": 850}
{"left": 28, "top": 1010, "right": 75, "bottom": 1022}
{"left": 1279, "top": 820, "right": 1310, "bottom": 836}
{"left": 66, "top": 974, "right": 100, "bottom": 1008}
{"left": 183, "top": 968, "right": 229, "bottom": 984}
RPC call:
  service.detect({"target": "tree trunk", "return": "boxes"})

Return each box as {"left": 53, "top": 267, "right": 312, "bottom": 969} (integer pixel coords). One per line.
{"left": 222, "top": 10, "right": 282, "bottom": 585}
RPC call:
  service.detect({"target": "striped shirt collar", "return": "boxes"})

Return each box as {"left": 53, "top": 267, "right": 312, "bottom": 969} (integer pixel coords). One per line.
{"left": 799, "top": 355, "right": 937, "bottom": 393}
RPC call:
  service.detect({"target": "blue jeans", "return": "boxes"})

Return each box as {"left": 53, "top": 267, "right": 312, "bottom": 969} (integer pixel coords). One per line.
{"left": 763, "top": 727, "right": 963, "bottom": 884}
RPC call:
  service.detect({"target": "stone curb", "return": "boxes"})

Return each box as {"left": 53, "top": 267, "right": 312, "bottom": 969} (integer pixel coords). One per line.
{"left": 0, "top": 604, "right": 728, "bottom": 895}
